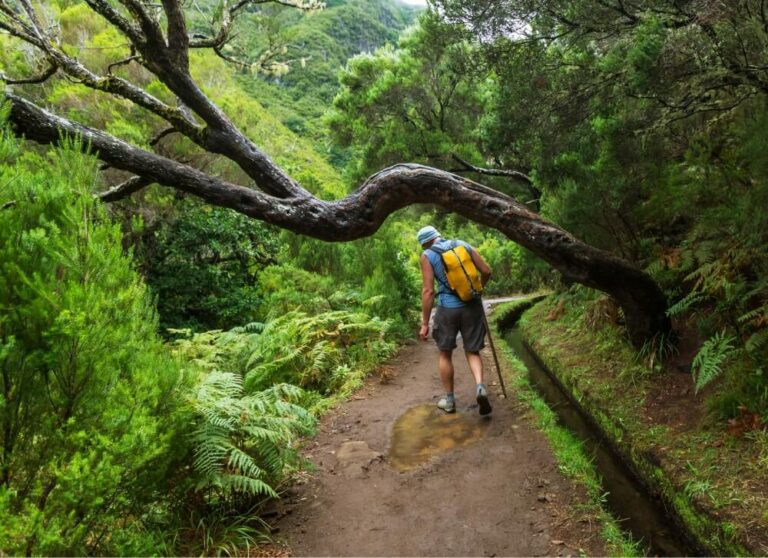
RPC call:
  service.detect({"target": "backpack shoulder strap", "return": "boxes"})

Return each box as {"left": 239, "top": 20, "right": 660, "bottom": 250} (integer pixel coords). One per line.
{"left": 427, "top": 240, "right": 458, "bottom": 256}
{"left": 427, "top": 245, "right": 444, "bottom": 256}
{"left": 424, "top": 245, "right": 454, "bottom": 294}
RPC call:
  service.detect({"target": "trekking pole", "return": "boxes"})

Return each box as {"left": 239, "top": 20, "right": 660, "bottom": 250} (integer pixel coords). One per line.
{"left": 481, "top": 302, "right": 507, "bottom": 399}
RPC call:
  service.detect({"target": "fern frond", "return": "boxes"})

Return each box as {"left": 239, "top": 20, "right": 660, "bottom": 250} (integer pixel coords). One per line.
{"left": 666, "top": 292, "right": 706, "bottom": 317}
{"left": 739, "top": 306, "right": 768, "bottom": 324}
{"left": 230, "top": 321, "right": 266, "bottom": 334}
{"left": 220, "top": 474, "right": 278, "bottom": 498}
{"left": 189, "top": 370, "right": 315, "bottom": 507}
{"left": 745, "top": 330, "right": 768, "bottom": 355}
{"left": 692, "top": 330, "right": 737, "bottom": 393}
{"left": 644, "top": 259, "right": 664, "bottom": 279}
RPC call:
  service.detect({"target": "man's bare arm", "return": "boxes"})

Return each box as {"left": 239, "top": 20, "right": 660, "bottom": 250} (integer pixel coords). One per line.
{"left": 471, "top": 249, "right": 492, "bottom": 287}
{"left": 419, "top": 253, "right": 435, "bottom": 340}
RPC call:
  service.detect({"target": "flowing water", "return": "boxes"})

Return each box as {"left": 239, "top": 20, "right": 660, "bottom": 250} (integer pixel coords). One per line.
{"left": 504, "top": 327, "right": 697, "bottom": 556}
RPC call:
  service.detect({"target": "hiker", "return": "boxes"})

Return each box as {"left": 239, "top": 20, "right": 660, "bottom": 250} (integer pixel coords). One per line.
{"left": 417, "top": 225, "right": 493, "bottom": 415}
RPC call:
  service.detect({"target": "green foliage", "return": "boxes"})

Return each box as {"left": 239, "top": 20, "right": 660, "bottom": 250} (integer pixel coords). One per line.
{"left": 174, "top": 308, "right": 395, "bottom": 402}
{"left": 271, "top": 0, "right": 414, "bottom": 102}
{"left": 172, "top": 296, "right": 396, "bottom": 403}
{"left": 243, "top": 310, "right": 394, "bottom": 396}
{"left": 0, "top": 130, "right": 185, "bottom": 555}
{"left": 174, "top": 511, "right": 269, "bottom": 558}
{"left": 666, "top": 292, "right": 707, "bottom": 318}
{"left": 273, "top": 217, "right": 422, "bottom": 334}
{"left": 692, "top": 331, "right": 737, "bottom": 394}
{"left": 328, "top": 11, "right": 488, "bottom": 183}
{"left": 233, "top": 0, "right": 416, "bottom": 149}
{"left": 476, "top": 233, "right": 550, "bottom": 294}
{"left": 190, "top": 373, "right": 313, "bottom": 503}
{"left": 142, "top": 199, "right": 282, "bottom": 332}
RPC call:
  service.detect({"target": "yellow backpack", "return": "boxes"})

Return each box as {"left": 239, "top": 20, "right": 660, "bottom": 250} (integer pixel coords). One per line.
{"left": 429, "top": 242, "right": 483, "bottom": 302}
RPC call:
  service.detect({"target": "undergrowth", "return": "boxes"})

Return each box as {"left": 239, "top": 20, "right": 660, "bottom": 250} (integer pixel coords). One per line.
{"left": 518, "top": 291, "right": 761, "bottom": 555}
{"left": 491, "top": 298, "right": 645, "bottom": 557}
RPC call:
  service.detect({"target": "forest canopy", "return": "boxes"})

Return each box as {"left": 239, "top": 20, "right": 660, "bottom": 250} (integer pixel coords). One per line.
{"left": 2, "top": 0, "right": 768, "bottom": 553}
{"left": 0, "top": 0, "right": 674, "bottom": 343}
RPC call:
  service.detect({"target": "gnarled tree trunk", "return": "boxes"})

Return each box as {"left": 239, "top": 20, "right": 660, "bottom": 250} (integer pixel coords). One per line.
{"left": 5, "top": 94, "right": 669, "bottom": 346}
{"left": 0, "top": 0, "right": 668, "bottom": 346}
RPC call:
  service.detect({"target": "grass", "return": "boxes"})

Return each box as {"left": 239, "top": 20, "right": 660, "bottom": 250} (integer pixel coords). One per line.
{"left": 490, "top": 297, "right": 645, "bottom": 557}
{"left": 512, "top": 291, "right": 761, "bottom": 556}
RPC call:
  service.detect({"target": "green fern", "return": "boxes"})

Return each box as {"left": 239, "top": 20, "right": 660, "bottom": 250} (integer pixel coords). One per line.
{"left": 737, "top": 303, "right": 768, "bottom": 356}
{"left": 666, "top": 292, "right": 706, "bottom": 317}
{"left": 191, "top": 371, "right": 314, "bottom": 505}
{"left": 738, "top": 307, "right": 765, "bottom": 324}
{"left": 174, "top": 308, "right": 395, "bottom": 406}
{"left": 644, "top": 259, "right": 665, "bottom": 279}
{"left": 230, "top": 321, "right": 266, "bottom": 334}
{"left": 745, "top": 330, "right": 768, "bottom": 355}
{"left": 691, "top": 330, "right": 737, "bottom": 393}
{"left": 241, "top": 310, "right": 394, "bottom": 394}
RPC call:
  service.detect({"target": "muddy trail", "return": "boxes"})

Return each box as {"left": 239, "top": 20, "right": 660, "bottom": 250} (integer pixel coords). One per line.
{"left": 271, "top": 304, "right": 607, "bottom": 557}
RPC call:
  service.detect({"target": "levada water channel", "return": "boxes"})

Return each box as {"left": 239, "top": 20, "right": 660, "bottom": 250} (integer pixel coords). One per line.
{"left": 498, "top": 300, "right": 701, "bottom": 556}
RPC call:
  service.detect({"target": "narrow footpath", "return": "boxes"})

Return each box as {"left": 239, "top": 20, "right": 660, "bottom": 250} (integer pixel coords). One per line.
{"left": 272, "top": 306, "right": 608, "bottom": 557}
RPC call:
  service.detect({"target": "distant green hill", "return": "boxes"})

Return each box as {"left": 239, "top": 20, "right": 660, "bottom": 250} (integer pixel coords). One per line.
{"left": 237, "top": 0, "right": 419, "bottom": 162}
{"left": 276, "top": 0, "right": 417, "bottom": 100}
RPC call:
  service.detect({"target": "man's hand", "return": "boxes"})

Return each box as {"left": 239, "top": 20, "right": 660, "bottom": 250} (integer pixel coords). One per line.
{"left": 419, "top": 253, "right": 435, "bottom": 341}
{"left": 419, "top": 323, "right": 430, "bottom": 341}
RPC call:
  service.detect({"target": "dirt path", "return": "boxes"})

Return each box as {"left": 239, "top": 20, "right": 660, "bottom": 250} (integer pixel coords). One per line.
{"left": 272, "top": 308, "right": 607, "bottom": 557}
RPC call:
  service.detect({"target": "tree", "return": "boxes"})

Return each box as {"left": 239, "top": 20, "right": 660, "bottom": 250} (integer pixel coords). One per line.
{"left": 435, "top": 0, "right": 768, "bottom": 124}
{"left": 0, "top": 0, "right": 668, "bottom": 344}
{"left": 328, "top": 13, "right": 540, "bottom": 206}
{"left": 0, "top": 133, "right": 185, "bottom": 555}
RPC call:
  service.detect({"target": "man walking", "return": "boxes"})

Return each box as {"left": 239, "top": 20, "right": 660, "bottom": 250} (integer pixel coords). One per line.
{"left": 417, "top": 225, "right": 493, "bottom": 415}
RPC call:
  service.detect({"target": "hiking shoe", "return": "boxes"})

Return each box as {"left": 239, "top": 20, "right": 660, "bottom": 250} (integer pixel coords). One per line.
{"left": 437, "top": 397, "right": 456, "bottom": 413}
{"left": 476, "top": 385, "right": 492, "bottom": 416}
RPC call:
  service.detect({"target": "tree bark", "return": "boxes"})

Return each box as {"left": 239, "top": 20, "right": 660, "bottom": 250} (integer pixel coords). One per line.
{"left": 5, "top": 93, "right": 669, "bottom": 346}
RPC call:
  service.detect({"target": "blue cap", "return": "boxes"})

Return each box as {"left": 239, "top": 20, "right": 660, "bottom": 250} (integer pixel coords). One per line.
{"left": 417, "top": 225, "right": 440, "bottom": 246}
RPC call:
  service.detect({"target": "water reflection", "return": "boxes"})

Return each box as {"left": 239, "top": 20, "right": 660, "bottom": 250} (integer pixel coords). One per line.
{"left": 389, "top": 404, "right": 490, "bottom": 471}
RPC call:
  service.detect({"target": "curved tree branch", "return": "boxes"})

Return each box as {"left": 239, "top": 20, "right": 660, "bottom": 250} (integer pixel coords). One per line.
{"left": 0, "top": 62, "right": 56, "bottom": 84}
{"left": 99, "top": 175, "right": 153, "bottom": 202}
{"left": 83, "top": 0, "right": 145, "bottom": 45}
{"left": 116, "top": 0, "right": 164, "bottom": 47}
{"left": 5, "top": 92, "right": 669, "bottom": 345}
{"left": 450, "top": 153, "right": 532, "bottom": 183}
{"left": 450, "top": 153, "right": 542, "bottom": 210}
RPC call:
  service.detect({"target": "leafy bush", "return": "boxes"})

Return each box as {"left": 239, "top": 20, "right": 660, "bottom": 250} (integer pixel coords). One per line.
{"left": 173, "top": 309, "right": 396, "bottom": 403}
{"left": 243, "top": 310, "right": 395, "bottom": 395}
{"left": 0, "top": 131, "right": 185, "bottom": 555}
{"left": 190, "top": 373, "right": 314, "bottom": 503}
{"left": 142, "top": 199, "right": 282, "bottom": 333}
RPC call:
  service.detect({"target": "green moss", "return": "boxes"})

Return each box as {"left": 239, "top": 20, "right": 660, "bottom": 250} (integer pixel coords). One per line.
{"left": 513, "top": 292, "right": 756, "bottom": 556}
{"left": 490, "top": 297, "right": 643, "bottom": 557}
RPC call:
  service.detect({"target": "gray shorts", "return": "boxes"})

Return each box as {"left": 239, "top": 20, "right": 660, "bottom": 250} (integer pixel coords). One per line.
{"left": 432, "top": 302, "right": 486, "bottom": 352}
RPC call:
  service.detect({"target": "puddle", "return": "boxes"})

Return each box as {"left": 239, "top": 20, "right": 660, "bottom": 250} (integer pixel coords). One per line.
{"left": 504, "top": 326, "right": 697, "bottom": 556}
{"left": 389, "top": 404, "right": 490, "bottom": 471}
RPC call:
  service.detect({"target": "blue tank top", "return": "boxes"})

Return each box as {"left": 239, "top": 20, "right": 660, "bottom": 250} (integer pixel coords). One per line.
{"left": 424, "top": 239, "right": 474, "bottom": 308}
